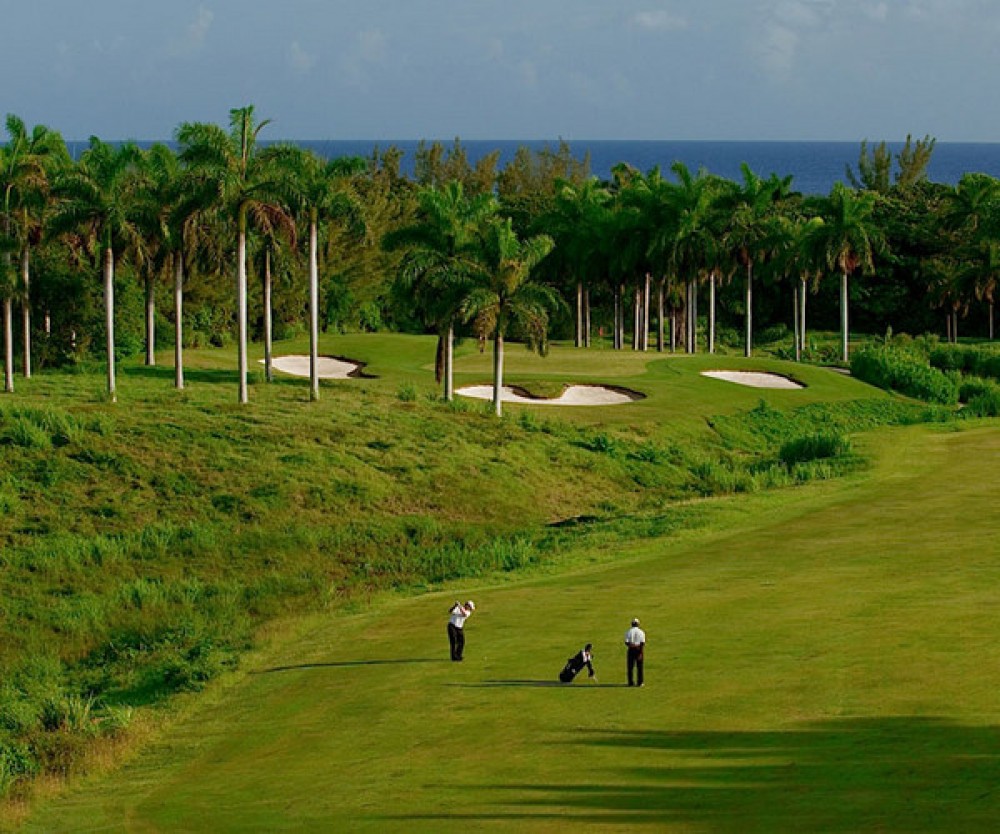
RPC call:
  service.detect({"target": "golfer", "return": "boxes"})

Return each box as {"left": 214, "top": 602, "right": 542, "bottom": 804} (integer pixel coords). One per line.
{"left": 624, "top": 618, "right": 646, "bottom": 687}
{"left": 447, "top": 600, "right": 475, "bottom": 661}
{"left": 559, "top": 643, "right": 596, "bottom": 683}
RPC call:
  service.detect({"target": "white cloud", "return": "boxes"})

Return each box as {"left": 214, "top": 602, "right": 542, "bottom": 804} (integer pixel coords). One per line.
{"left": 631, "top": 9, "right": 688, "bottom": 31}
{"left": 861, "top": 2, "right": 890, "bottom": 21}
{"left": 289, "top": 41, "right": 316, "bottom": 74}
{"left": 339, "top": 28, "right": 389, "bottom": 88}
{"left": 168, "top": 6, "right": 213, "bottom": 56}
{"left": 755, "top": 22, "right": 800, "bottom": 78}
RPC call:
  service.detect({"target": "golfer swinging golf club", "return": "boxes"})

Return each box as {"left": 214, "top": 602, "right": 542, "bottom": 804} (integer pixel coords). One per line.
{"left": 447, "top": 599, "right": 475, "bottom": 661}
{"left": 559, "top": 643, "right": 596, "bottom": 683}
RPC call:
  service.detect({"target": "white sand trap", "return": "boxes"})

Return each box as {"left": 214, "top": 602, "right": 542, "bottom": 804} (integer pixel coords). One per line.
{"left": 701, "top": 370, "right": 804, "bottom": 389}
{"left": 264, "top": 355, "right": 361, "bottom": 379}
{"left": 456, "top": 384, "right": 638, "bottom": 406}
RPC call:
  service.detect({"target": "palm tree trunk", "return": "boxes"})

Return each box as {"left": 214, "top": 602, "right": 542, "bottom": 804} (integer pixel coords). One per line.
{"left": 21, "top": 246, "right": 31, "bottom": 378}
{"left": 174, "top": 252, "right": 184, "bottom": 390}
{"left": 309, "top": 218, "right": 320, "bottom": 402}
{"left": 643, "top": 273, "right": 651, "bottom": 351}
{"left": 793, "top": 283, "right": 801, "bottom": 362}
{"left": 3, "top": 297, "right": 13, "bottom": 394}
{"left": 576, "top": 281, "right": 583, "bottom": 347}
{"left": 445, "top": 321, "right": 454, "bottom": 401}
{"left": 145, "top": 270, "right": 156, "bottom": 367}
{"left": 989, "top": 301, "right": 995, "bottom": 340}
{"left": 953, "top": 311, "right": 959, "bottom": 343}
{"left": 237, "top": 212, "right": 249, "bottom": 404}
{"left": 841, "top": 272, "right": 849, "bottom": 361}
{"left": 104, "top": 247, "right": 117, "bottom": 403}
{"left": 492, "top": 329, "right": 504, "bottom": 417}
{"left": 690, "top": 279, "right": 698, "bottom": 353}
{"left": 584, "top": 289, "right": 591, "bottom": 347}
{"left": 708, "top": 272, "right": 716, "bottom": 354}
{"left": 657, "top": 280, "right": 664, "bottom": 352}
{"left": 800, "top": 278, "right": 808, "bottom": 355}
{"left": 670, "top": 307, "right": 677, "bottom": 352}
{"left": 263, "top": 248, "right": 273, "bottom": 384}
{"left": 745, "top": 262, "right": 753, "bottom": 358}
{"left": 633, "top": 286, "right": 640, "bottom": 351}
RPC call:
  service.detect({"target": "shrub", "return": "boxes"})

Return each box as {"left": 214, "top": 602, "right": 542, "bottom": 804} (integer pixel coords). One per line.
{"left": 850, "top": 346, "right": 958, "bottom": 404}
{"left": 396, "top": 383, "right": 417, "bottom": 402}
{"left": 964, "top": 390, "right": 1000, "bottom": 418}
{"left": 779, "top": 432, "right": 852, "bottom": 466}
{"left": 958, "top": 376, "right": 1000, "bottom": 404}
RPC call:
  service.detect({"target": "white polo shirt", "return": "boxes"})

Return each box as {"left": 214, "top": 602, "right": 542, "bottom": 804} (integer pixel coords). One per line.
{"left": 625, "top": 626, "right": 646, "bottom": 647}
{"left": 449, "top": 603, "right": 472, "bottom": 628}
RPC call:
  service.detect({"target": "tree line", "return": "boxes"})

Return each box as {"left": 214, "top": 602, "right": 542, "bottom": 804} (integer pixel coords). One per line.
{"left": 2, "top": 109, "right": 996, "bottom": 410}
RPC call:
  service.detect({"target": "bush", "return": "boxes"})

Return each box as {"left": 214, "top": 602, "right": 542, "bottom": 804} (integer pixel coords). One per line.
{"left": 779, "top": 432, "right": 852, "bottom": 466}
{"left": 964, "top": 390, "right": 1000, "bottom": 418}
{"left": 851, "top": 346, "right": 959, "bottom": 404}
{"left": 958, "top": 376, "right": 1000, "bottom": 404}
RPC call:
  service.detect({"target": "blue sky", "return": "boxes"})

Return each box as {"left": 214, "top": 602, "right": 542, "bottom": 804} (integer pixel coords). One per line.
{"left": 5, "top": 0, "right": 999, "bottom": 141}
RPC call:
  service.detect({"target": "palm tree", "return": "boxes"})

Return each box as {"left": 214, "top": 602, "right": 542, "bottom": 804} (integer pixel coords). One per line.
{"left": 0, "top": 115, "right": 67, "bottom": 388}
{"left": 942, "top": 174, "right": 1000, "bottom": 339}
{"left": 50, "top": 138, "right": 146, "bottom": 401}
{"left": 177, "top": 105, "right": 293, "bottom": 404}
{"left": 271, "top": 146, "right": 366, "bottom": 400}
{"left": 771, "top": 212, "right": 824, "bottom": 360}
{"left": 807, "top": 183, "right": 884, "bottom": 361}
{"left": 538, "top": 178, "right": 611, "bottom": 347}
{"left": 461, "top": 217, "right": 557, "bottom": 416}
{"left": 723, "top": 164, "right": 794, "bottom": 357}
{"left": 384, "top": 181, "right": 497, "bottom": 400}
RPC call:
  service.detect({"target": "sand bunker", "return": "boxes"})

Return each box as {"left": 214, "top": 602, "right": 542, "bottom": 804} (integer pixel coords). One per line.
{"left": 456, "top": 384, "right": 639, "bottom": 406}
{"left": 265, "top": 355, "right": 361, "bottom": 379}
{"left": 701, "top": 370, "right": 804, "bottom": 390}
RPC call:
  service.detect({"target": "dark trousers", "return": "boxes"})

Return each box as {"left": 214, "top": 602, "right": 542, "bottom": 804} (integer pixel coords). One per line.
{"left": 627, "top": 647, "right": 644, "bottom": 686}
{"left": 448, "top": 623, "right": 465, "bottom": 661}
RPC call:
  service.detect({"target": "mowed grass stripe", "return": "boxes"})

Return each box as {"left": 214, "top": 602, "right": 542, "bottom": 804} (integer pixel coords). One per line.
{"left": 20, "top": 425, "right": 1000, "bottom": 832}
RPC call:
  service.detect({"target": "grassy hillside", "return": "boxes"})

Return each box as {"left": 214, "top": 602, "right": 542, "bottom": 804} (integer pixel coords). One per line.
{"left": 15, "top": 424, "right": 1000, "bottom": 832}
{"left": 0, "top": 332, "right": 963, "bottom": 815}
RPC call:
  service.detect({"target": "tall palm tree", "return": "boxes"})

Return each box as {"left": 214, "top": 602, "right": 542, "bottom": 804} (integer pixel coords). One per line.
{"left": 723, "top": 164, "right": 794, "bottom": 357}
{"left": 807, "top": 183, "right": 884, "bottom": 361}
{"left": 177, "top": 105, "right": 293, "bottom": 404}
{"left": 271, "top": 146, "right": 366, "bottom": 400}
{"left": 942, "top": 173, "right": 1000, "bottom": 339}
{"left": 538, "top": 178, "right": 611, "bottom": 347}
{"left": 50, "top": 138, "right": 146, "bottom": 401}
{"left": 384, "top": 181, "right": 497, "bottom": 401}
{"left": 461, "top": 217, "right": 557, "bottom": 416}
{"left": 0, "top": 115, "right": 67, "bottom": 388}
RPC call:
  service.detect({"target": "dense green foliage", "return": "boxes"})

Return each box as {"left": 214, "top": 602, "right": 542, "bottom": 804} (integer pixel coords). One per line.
{"left": 850, "top": 345, "right": 959, "bottom": 404}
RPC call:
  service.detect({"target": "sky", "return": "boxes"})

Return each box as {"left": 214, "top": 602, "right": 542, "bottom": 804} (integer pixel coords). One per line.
{"left": 4, "top": 0, "right": 1000, "bottom": 142}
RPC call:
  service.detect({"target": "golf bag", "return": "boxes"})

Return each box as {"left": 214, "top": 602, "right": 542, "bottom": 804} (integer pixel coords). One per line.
{"left": 558, "top": 647, "right": 594, "bottom": 683}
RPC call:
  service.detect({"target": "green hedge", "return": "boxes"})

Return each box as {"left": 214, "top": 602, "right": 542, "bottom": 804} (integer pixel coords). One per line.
{"left": 851, "top": 347, "right": 959, "bottom": 405}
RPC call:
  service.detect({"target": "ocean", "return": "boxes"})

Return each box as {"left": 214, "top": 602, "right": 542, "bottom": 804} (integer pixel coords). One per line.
{"left": 297, "top": 139, "right": 1000, "bottom": 196}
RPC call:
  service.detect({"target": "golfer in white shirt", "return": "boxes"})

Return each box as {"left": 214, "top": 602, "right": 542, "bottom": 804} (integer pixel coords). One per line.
{"left": 447, "top": 600, "right": 475, "bottom": 661}
{"left": 624, "top": 618, "right": 646, "bottom": 687}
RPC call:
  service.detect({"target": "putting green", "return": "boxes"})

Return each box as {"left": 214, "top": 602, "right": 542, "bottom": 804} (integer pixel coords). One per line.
{"left": 20, "top": 425, "right": 1000, "bottom": 832}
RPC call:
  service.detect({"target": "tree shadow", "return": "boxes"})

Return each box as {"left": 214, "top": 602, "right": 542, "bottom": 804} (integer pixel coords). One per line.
{"left": 254, "top": 658, "right": 447, "bottom": 674}
{"left": 385, "top": 717, "right": 1000, "bottom": 830}
{"left": 446, "top": 679, "right": 627, "bottom": 689}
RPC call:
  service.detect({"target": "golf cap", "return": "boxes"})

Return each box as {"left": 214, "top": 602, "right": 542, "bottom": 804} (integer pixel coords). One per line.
{"left": 466, "top": 600, "right": 475, "bottom": 610}
{"left": 631, "top": 618, "right": 640, "bottom": 626}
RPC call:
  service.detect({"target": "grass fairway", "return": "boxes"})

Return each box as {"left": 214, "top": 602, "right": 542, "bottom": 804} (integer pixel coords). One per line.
{"left": 18, "top": 423, "right": 1000, "bottom": 833}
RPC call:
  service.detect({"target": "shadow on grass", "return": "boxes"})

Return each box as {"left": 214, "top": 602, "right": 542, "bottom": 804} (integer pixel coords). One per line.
{"left": 446, "top": 679, "right": 628, "bottom": 689}
{"left": 255, "top": 658, "right": 447, "bottom": 674}
{"left": 384, "top": 717, "right": 1000, "bottom": 831}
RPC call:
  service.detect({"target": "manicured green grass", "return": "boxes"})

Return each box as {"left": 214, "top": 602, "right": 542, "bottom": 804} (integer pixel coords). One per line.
{"left": 17, "top": 424, "right": 1000, "bottom": 832}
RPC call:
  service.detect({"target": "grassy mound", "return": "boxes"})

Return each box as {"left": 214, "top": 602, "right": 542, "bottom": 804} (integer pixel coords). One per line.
{"left": 0, "top": 333, "right": 962, "bottom": 808}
